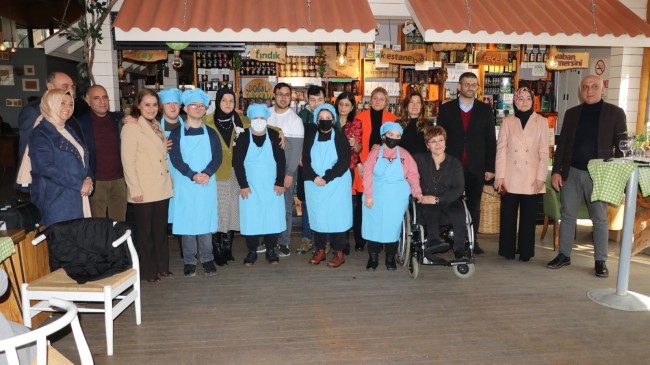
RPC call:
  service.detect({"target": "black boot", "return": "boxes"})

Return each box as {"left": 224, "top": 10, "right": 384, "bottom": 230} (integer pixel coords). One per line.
{"left": 223, "top": 230, "right": 235, "bottom": 262}
{"left": 385, "top": 254, "right": 397, "bottom": 271}
{"left": 366, "top": 252, "right": 379, "bottom": 271}
{"left": 212, "top": 232, "right": 228, "bottom": 266}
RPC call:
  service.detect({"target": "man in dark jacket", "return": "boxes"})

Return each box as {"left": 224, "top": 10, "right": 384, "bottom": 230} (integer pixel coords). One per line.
{"left": 78, "top": 85, "right": 126, "bottom": 222}
{"left": 18, "top": 71, "right": 83, "bottom": 164}
{"left": 547, "top": 75, "right": 627, "bottom": 277}
{"left": 437, "top": 72, "right": 496, "bottom": 255}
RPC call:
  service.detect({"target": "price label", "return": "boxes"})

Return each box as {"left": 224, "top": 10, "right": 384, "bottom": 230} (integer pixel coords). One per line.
{"left": 532, "top": 63, "right": 546, "bottom": 76}
{"left": 415, "top": 61, "right": 433, "bottom": 70}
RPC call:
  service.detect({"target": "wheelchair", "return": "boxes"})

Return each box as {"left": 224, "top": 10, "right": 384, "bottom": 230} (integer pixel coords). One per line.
{"left": 396, "top": 197, "right": 476, "bottom": 279}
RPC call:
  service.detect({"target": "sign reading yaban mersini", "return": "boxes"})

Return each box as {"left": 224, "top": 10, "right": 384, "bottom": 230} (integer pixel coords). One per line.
{"left": 250, "top": 48, "right": 287, "bottom": 64}
{"left": 553, "top": 52, "right": 589, "bottom": 70}
{"left": 379, "top": 49, "right": 426, "bottom": 65}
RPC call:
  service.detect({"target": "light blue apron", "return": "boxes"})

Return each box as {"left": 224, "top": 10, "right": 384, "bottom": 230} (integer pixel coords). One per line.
{"left": 362, "top": 146, "right": 410, "bottom": 243}
{"left": 170, "top": 124, "right": 218, "bottom": 235}
{"left": 162, "top": 116, "right": 184, "bottom": 224}
{"left": 239, "top": 129, "right": 286, "bottom": 235}
{"left": 304, "top": 129, "right": 352, "bottom": 233}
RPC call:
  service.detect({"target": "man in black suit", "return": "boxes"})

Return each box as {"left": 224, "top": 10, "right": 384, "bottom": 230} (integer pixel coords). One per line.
{"left": 437, "top": 72, "right": 496, "bottom": 255}
{"left": 78, "top": 85, "right": 126, "bottom": 222}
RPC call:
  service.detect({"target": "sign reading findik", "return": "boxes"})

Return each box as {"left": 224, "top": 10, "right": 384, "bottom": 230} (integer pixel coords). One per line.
{"left": 250, "top": 48, "right": 286, "bottom": 64}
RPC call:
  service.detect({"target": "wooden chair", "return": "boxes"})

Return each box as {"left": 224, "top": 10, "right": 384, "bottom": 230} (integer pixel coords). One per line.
{"left": 540, "top": 171, "right": 590, "bottom": 250}
{"left": 0, "top": 298, "right": 93, "bottom": 365}
{"left": 20, "top": 222, "right": 141, "bottom": 356}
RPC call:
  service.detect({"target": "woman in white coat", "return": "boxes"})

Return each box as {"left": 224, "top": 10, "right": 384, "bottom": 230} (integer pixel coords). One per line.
{"left": 494, "top": 87, "right": 549, "bottom": 261}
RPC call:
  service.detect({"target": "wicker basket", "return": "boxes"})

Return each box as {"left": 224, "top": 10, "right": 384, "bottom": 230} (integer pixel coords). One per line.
{"left": 479, "top": 185, "right": 501, "bottom": 234}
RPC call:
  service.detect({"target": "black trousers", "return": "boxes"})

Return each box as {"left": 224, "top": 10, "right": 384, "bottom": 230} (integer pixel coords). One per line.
{"left": 245, "top": 234, "right": 279, "bottom": 251}
{"left": 353, "top": 192, "right": 365, "bottom": 248}
{"left": 464, "top": 168, "right": 484, "bottom": 238}
{"left": 134, "top": 199, "right": 170, "bottom": 280}
{"left": 498, "top": 193, "right": 540, "bottom": 259}
{"left": 314, "top": 231, "right": 346, "bottom": 251}
{"left": 420, "top": 201, "right": 467, "bottom": 254}
{"left": 367, "top": 241, "right": 398, "bottom": 254}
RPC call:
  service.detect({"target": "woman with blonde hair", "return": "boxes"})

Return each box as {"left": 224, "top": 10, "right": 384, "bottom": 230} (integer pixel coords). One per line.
{"left": 28, "top": 89, "right": 92, "bottom": 226}
{"left": 352, "top": 87, "right": 397, "bottom": 251}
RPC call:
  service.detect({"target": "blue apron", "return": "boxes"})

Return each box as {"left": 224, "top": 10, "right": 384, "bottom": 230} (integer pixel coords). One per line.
{"left": 239, "top": 129, "right": 286, "bottom": 235}
{"left": 170, "top": 124, "right": 218, "bottom": 235}
{"left": 304, "top": 129, "right": 352, "bottom": 233}
{"left": 362, "top": 146, "right": 410, "bottom": 243}
{"left": 162, "top": 116, "right": 184, "bottom": 224}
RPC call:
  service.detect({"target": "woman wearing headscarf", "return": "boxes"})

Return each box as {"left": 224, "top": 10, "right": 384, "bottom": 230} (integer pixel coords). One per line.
{"left": 362, "top": 122, "right": 422, "bottom": 271}
{"left": 204, "top": 88, "right": 250, "bottom": 265}
{"left": 28, "top": 89, "right": 92, "bottom": 227}
{"left": 303, "top": 104, "right": 352, "bottom": 268}
{"left": 353, "top": 87, "right": 397, "bottom": 252}
{"left": 494, "top": 87, "right": 548, "bottom": 262}
{"left": 121, "top": 88, "right": 173, "bottom": 283}
{"left": 398, "top": 91, "right": 428, "bottom": 155}
{"left": 233, "top": 104, "right": 286, "bottom": 266}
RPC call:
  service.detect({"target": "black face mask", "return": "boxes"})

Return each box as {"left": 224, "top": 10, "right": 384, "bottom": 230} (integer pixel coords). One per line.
{"left": 384, "top": 137, "right": 400, "bottom": 149}
{"left": 318, "top": 119, "right": 333, "bottom": 131}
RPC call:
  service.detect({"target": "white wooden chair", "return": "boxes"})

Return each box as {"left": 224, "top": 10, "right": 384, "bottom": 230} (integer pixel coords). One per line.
{"left": 0, "top": 298, "right": 93, "bottom": 365}
{"left": 21, "top": 224, "right": 141, "bottom": 356}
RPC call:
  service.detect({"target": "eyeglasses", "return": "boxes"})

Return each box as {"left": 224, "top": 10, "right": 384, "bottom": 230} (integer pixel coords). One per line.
{"left": 461, "top": 83, "right": 480, "bottom": 89}
{"left": 187, "top": 104, "right": 206, "bottom": 110}
{"left": 275, "top": 93, "right": 291, "bottom": 99}
{"left": 317, "top": 119, "right": 334, "bottom": 122}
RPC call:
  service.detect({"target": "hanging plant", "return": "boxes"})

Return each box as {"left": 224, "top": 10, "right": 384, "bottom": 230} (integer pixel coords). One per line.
{"left": 56, "top": 0, "right": 119, "bottom": 85}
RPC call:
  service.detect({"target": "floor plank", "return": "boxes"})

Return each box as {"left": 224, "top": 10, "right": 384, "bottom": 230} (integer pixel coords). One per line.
{"left": 42, "top": 227, "right": 650, "bottom": 364}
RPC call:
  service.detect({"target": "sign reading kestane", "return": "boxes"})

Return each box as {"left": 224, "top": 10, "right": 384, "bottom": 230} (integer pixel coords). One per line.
{"left": 379, "top": 49, "right": 426, "bottom": 65}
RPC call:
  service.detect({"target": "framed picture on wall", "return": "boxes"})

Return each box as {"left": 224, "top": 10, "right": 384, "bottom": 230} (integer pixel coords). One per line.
{"left": 0, "top": 65, "right": 15, "bottom": 86}
{"left": 22, "top": 79, "right": 40, "bottom": 92}
{"left": 24, "top": 65, "right": 35, "bottom": 75}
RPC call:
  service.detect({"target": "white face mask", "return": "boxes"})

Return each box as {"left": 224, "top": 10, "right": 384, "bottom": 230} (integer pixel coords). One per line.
{"left": 251, "top": 118, "right": 267, "bottom": 133}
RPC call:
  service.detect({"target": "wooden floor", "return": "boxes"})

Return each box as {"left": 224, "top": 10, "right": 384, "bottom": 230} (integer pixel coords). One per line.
{"left": 44, "top": 226, "right": 650, "bottom": 365}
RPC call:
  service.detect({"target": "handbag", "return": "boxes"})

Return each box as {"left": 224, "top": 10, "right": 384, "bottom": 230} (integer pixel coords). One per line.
{"left": 0, "top": 198, "right": 41, "bottom": 232}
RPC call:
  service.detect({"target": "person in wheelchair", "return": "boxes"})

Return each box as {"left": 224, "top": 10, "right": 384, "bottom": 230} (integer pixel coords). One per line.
{"left": 413, "top": 125, "right": 467, "bottom": 260}
{"left": 362, "top": 122, "right": 422, "bottom": 271}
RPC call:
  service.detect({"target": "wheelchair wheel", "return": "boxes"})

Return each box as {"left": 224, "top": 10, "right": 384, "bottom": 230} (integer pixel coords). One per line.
{"left": 396, "top": 208, "right": 411, "bottom": 267}
{"left": 453, "top": 263, "right": 475, "bottom": 279}
{"left": 407, "top": 254, "right": 420, "bottom": 279}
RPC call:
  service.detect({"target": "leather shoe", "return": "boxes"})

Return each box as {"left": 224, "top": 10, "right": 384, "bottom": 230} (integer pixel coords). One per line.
{"left": 328, "top": 251, "right": 345, "bottom": 268}
{"left": 547, "top": 253, "right": 571, "bottom": 269}
{"left": 309, "top": 248, "right": 327, "bottom": 265}
{"left": 146, "top": 277, "right": 160, "bottom": 283}
{"left": 595, "top": 260, "right": 609, "bottom": 277}
{"left": 159, "top": 271, "right": 174, "bottom": 278}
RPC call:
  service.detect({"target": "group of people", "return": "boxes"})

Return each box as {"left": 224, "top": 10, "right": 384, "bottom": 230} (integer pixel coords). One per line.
{"left": 17, "top": 69, "right": 625, "bottom": 282}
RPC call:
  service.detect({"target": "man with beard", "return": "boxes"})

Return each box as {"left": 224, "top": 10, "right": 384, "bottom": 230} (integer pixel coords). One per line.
{"left": 437, "top": 72, "right": 496, "bottom": 256}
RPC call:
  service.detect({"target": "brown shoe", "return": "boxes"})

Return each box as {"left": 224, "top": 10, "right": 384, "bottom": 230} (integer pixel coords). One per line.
{"left": 159, "top": 271, "right": 174, "bottom": 278}
{"left": 327, "top": 251, "right": 345, "bottom": 268}
{"left": 309, "top": 248, "right": 327, "bottom": 265}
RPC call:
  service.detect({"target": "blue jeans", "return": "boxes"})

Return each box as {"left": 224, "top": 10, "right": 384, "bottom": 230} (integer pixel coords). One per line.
{"left": 182, "top": 234, "right": 214, "bottom": 265}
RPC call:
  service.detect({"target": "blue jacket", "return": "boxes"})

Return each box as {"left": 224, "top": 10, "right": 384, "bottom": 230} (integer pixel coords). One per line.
{"left": 29, "top": 120, "right": 90, "bottom": 227}
{"left": 77, "top": 111, "right": 123, "bottom": 180}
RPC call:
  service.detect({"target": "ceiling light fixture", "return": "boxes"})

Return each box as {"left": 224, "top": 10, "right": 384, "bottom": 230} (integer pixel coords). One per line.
{"left": 336, "top": 42, "right": 347, "bottom": 67}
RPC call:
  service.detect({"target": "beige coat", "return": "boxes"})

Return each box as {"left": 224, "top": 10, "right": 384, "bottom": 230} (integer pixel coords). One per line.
{"left": 495, "top": 112, "right": 549, "bottom": 195}
{"left": 121, "top": 116, "right": 173, "bottom": 203}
